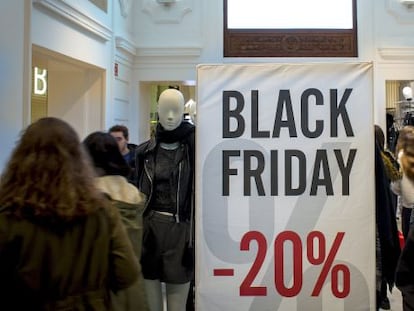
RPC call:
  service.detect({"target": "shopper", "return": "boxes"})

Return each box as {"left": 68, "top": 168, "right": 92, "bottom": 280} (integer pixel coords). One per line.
{"left": 109, "top": 124, "right": 138, "bottom": 183}
{"left": 391, "top": 125, "right": 414, "bottom": 239}
{"left": 396, "top": 129, "right": 414, "bottom": 310}
{"left": 83, "top": 131, "right": 149, "bottom": 311}
{"left": 374, "top": 125, "right": 401, "bottom": 310}
{"left": 0, "top": 117, "right": 139, "bottom": 310}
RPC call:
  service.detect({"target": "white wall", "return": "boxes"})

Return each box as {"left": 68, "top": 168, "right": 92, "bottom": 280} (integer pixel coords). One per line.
{"left": 0, "top": 1, "right": 31, "bottom": 172}
{"left": 372, "top": 0, "right": 414, "bottom": 131}
{"left": 108, "top": 0, "right": 141, "bottom": 144}
{"left": 124, "top": 0, "right": 414, "bottom": 139}
{"left": 32, "top": 0, "right": 114, "bottom": 132}
{"left": 46, "top": 60, "right": 104, "bottom": 139}
{"left": 130, "top": 0, "right": 376, "bottom": 76}
{"left": 32, "top": 0, "right": 113, "bottom": 69}
{"left": 2, "top": 0, "right": 414, "bottom": 170}
{"left": 375, "top": 0, "right": 414, "bottom": 48}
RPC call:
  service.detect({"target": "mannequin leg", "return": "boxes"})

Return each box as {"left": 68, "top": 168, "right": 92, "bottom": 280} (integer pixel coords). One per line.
{"left": 186, "top": 279, "right": 194, "bottom": 311}
{"left": 144, "top": 279, "right": 164, "bottom": 311}
{"left": 402, "top": 206, "right": 412, "bottom": 239}
{"left": 165, "top": 282, "right": 190, "bottom": 311}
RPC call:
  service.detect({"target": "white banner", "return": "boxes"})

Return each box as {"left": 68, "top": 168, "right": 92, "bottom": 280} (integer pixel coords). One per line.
{"left": 195, "top": 63, "right": 375, "bottom": 311}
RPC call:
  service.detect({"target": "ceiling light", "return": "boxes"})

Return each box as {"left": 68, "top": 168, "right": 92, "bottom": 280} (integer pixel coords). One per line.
{"left": 403, "top": 86, "right": 413, "bottom": 101}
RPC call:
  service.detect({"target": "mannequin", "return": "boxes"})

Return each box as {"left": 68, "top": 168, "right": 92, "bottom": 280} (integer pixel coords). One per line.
{"left": 135, "top": 88, "right": 195, "bottom": 311}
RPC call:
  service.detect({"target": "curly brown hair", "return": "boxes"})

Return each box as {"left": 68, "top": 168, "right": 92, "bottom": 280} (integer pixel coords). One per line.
{"left": 0, "top": 117, "right": 108, "bottom": 222}
{"left": 402, "top": 133, "right": 414, "bottom": 181}
{"left": 396, "top": 125, "right": 414, "bottom": 155}
{"left": 396, "top": 126, "right": 414, "bottom": 182}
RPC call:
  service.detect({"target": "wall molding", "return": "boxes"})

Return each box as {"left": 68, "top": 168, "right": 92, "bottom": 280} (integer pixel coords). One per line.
{"left": 136, "top": 46, "right": 201, "bottom": 57}
{"left": 118, "top": 0, "right": 131, "bottom": 18}
{"left": 378, "top": 47, "right": 414, "bottom": 60}
{"left": 115, "top": 36, "right": 137, "bottom": 57}
{"left": 141, "top": 0, "right": 193, "bottom": 24}
{"left": 115, "top": 36, "right": 137, "bottom": 66}
{"left": 134, "top": 63, "right": 198, "bottom": 71}
{"left": 33, "top": 0, "right": 112, "bottom": 41}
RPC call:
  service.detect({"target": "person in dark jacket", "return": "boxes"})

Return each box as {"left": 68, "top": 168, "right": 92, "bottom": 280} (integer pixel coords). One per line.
{"left": 396, "top": 228, "right": 414, "bottom": 311}
{"left": 0, "top": 117, "right": 139, "bottom": 311}
{"left": 375, "top": 125, "right": 401, "bottom": 310}
{"left": 135, "top": 88, "right": 195, "bottom": 311}
{"left": 109, "top": 124, "right": 138, "bottom": 184}
{"left": 83, "top": 131, "right": 149, "bottom": 311}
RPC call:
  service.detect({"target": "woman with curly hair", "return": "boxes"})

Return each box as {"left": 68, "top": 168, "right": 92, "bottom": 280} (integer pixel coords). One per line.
{"left": 391, "top": 125, "right": 414, "bottom": 239}
{"left": 0, "top": 117, "right": 139, "bottom": 310}
{"left": 396, "top": 127, "right": 414, "bottom": 310}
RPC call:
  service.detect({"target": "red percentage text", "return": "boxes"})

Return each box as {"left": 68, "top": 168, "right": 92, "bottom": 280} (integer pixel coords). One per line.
{"left": 239, "top": 230, "right": 350, "bottom": 298}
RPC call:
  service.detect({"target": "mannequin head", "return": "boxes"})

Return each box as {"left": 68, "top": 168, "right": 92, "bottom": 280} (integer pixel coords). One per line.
{"left": 158, "top": 89, "right": 184, "bottom": 131}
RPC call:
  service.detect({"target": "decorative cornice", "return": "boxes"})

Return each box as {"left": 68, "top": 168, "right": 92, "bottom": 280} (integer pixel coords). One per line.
{"left": 33, "top": 0, "right": 112, "bottom": 41}
{"left": 224, "top": 31, "right": 357, "bottom": 58}
{"left": 118, "top": 0, "right": 131, "bottom": 18}
{"left": 141, "top": 0, "right": 193, "bottom": 24}
{"left": 115, "top": 36, "right": 137, "bottom": 57}
{"left": 136, "top": 46, "right": 202, "bottom": 57}
{"left": 386, "top": 0, "right": 414, "bottom": 23}
{"left": 378, "top": 47, "right": 414, "bottom": 60}
{"left": 134, "top": 62, "right": 198, "bottom": 70}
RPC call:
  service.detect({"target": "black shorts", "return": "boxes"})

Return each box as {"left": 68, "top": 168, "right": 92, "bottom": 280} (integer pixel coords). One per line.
{"left": 141, "top": 210, "right": 193, "bottom": 284}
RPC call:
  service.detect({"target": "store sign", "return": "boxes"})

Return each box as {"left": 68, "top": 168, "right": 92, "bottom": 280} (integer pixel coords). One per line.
{"left": 34, "top": 67, "right": 47, "bottom": 95}
{"left": 196, "top": 63, "right": 374, "bottom": 311}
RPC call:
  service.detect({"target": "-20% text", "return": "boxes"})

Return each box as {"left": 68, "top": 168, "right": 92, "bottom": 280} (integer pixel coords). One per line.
{"left": 237, "top": 230, "right": 350, "bottom": 298}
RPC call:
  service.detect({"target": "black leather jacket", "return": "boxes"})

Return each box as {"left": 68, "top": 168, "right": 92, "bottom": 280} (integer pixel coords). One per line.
{"left": 135, "top": 130, "right": 194, "bottom": 223}
{"left": 125, "top": 143, "right": 138, "bottom": 183}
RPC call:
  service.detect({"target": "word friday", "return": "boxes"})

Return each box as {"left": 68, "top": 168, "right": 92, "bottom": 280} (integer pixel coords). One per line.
{"left": 221, "top": 89, "right": 357, "bottom": 196}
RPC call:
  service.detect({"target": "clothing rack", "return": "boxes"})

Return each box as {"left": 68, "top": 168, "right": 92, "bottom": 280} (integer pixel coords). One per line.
{"left": 386, "top": 101, "right": 414, "bottom": 152}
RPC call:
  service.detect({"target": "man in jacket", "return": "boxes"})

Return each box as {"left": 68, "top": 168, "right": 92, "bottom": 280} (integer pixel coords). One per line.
{"left": 109, "top": 124, "right": 138, "bottom": 183}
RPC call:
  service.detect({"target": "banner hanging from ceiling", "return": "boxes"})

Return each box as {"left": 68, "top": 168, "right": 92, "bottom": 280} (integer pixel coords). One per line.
{"left": 195, "top": 62, "right": 374, "bottom": 311}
